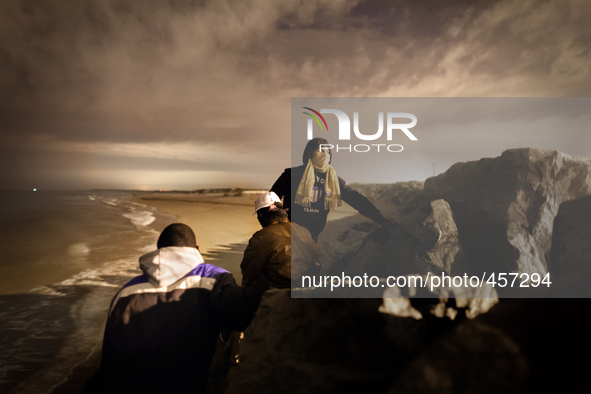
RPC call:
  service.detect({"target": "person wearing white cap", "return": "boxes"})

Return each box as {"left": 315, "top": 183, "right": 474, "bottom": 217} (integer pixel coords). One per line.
{"left": 240, "top": 192, "right": 319, "bottom": 288}
{"left": 254, "top": 191, "right": 282, "bottom": 213}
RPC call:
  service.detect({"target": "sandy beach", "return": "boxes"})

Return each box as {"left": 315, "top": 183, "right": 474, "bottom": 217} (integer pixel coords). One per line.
{"left": 48, "top": 190, "right": 363, "bottom": 393}
{"left": 132, "top": 191, "right": 266, "bottom": 281}
{"left": 41, "top": 191, "right": 265, "bottom": 393}
{"left": 132, "top": 191, "right": 363, "bottom": 279}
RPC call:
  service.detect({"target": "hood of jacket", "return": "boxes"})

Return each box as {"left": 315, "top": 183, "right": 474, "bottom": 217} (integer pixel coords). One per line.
{"left": 139, "top": 246, "right": 204, "bottom": 287}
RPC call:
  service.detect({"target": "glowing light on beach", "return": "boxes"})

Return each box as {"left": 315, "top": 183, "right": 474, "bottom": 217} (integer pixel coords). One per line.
{"left": 33, "top": 188, "right": 37, "bottom": 192}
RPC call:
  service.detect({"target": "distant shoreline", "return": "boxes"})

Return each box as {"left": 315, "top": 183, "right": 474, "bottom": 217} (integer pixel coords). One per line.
{"left": 135, "top": 190, "right": 266, "bottom": 207}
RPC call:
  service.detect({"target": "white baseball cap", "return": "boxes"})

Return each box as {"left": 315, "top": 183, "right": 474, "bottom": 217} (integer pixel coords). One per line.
{"left": 255, "top": 192, "right": 282, "bottom": 212}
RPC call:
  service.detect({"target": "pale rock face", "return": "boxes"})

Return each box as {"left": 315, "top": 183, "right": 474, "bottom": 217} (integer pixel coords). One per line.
{"left": 424, "top": 148, "right": 591, "bottom": 276}
{"left": 407, "top": 199, "right": 462, "bottom": 275}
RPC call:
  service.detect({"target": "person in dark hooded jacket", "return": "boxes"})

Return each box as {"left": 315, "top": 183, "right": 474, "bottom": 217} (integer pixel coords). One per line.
{"left": 83, "top": 223, "right": 268, "bottom": 394}
{"left": 240, "top": 192, "right": 320, "bottom": 289}
{"left": 270, "top": 137, "right": 395, "bottom": 241}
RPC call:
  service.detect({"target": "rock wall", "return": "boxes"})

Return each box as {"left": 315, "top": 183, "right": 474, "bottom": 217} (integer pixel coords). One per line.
{"left": 322, "top": 149, "right": 591, "bottom": 294}
{"left": 550, "top": 194, "right": 591, "bottom": 275}
{"left": 548, "top": 195, "right": 591, "bottom": 296}
{"left": 424, "top": 148, "right": 591, "bottom": 276}
{"left": 334, "top": 198, "right": 464, "bottom": 279}
{"left": 389, "top": 298, "right": 591, "bottom": 393}
{"left": 219, "top": 149, "right": 591, "bottom": 393}
{"left": 225, "top": 289, "right": 456, "bottom": 394}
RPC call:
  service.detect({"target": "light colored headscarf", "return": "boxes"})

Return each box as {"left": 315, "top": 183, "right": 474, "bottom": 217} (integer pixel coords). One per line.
{"left": 295, "top": 149, "right": 341, "bottom": 211}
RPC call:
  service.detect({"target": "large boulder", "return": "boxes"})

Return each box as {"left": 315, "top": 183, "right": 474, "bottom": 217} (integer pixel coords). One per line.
{"left": 225, "top": 289, "right": 455, "bottom": 394}
{"left": 403, "top": 199, "right": 463, "bottom": 275}
{"left": 329, "top": 198, "right": 463, "bottom": 281}
{"left": 548, "top": 195, "right": 591, "bottom": 295}
{"left": 389, "top": 298, "right": 591, "bottom": 393}
{"left": 550, "top": 194, "right": 591, "bottom": 274}
{"left": 319, "top": 149, "right": 591, "bottom": 297}
{"left": 221, "top": 149, "right": 591, "bottom": 393}
{"left": 424, "top": 148, "right": 591, "bottom": 277}
{"left": 389, "top": 319, "right": 530, "bottom": 393}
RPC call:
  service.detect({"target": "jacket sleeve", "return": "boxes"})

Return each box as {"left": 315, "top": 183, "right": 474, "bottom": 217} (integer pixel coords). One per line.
{"left": 211, "top": 273, "right": 269, "bottom": 332}
{"left": 339, "top": 177, "right": 389, "bottom": 225}
{"left": 240, "top": 233, "right": 266, "bottom": 287}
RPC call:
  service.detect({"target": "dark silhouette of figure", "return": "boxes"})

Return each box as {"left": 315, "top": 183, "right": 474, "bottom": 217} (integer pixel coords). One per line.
{"left": 83, "top": 223, "right": 267, "bottom": 394}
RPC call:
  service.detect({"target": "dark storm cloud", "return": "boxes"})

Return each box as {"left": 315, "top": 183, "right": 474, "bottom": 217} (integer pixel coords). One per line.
{"left": 1, "top": 0, "right": 590, "bottom": 189}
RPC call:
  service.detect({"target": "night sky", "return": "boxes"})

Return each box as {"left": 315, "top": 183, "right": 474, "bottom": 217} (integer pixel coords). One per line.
{"left": 1, "top": 0, "right": 590, "bottom": 190}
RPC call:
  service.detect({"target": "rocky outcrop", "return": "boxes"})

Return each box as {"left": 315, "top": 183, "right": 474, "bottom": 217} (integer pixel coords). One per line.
{"left": 548, "top": 195, "right": 591, "bottom": 295}
{"left": 225, "top": 289, "right": 457, "bottom": 394}
{"left": 389, "top": 298, "right": 591, "bottom": 393}
{"left": 225, "top": 295, "right": 591, "bottom": 393}
{"left": 226, "top": 292, "right": 591, "bottom": 393}
{"left": 389, "top": 319, "right": 530, "bottom": 393}
{"left": 320, "top": 149, "right": 591, "bottom": 297}
{"left": 323, "top": 198, "right": 463, "bottom": 282}
{"left": 219, "top": 149, "right": 591, "bottom": 393}
{"left": 318, "top": 181, "right": 429, "bottom": 278}
{"left": 403, "top": 199, "right": 463, "bottom": 275}
{"left": 323, "top": 201, "right": 465, "bottom": 298}
{"left": 424, "top": 148, "right": 591, "bottom": 277}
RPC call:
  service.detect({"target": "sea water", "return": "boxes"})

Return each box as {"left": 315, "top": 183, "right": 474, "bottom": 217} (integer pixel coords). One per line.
{"left": 0, "top": 190, "right": 174, "bottom": 393}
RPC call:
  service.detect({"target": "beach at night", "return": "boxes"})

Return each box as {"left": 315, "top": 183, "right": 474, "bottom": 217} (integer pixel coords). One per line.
{"left": 0, "top": 190, "right": 282, "bottom": 392}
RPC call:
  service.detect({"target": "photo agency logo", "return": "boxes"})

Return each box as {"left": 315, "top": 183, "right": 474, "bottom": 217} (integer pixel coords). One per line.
{"left": 302, "top": 106, "right": 418, "bottom": 153}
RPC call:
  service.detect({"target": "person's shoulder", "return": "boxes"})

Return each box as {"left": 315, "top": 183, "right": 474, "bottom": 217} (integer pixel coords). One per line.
{"left": 262, "top": 218, "right": 290, "bottom": 230}
{"left": 120, "top": 274, "right": 149, "bottom": 290}
{"left": 189, "top": 263, "right": 230, "bottom": 280}
{"left": 278, "top": 167, "right": 293, "bottom": 177}
{"left": 245, "top": 229, "right": 265, "bottom": 249}
{"left": 251, "top": 226, "right": 267, "bottom": 238}
{"left": 194, "top": 264, "right": 240, "bottom": 289}
{"left": 272, "top": 168, "right": 293, "bottom": 191}
{"left": 259, "top": 220, "right": 291, "bottom": 240}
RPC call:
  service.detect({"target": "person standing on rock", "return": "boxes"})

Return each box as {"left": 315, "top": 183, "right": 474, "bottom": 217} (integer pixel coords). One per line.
{"left": 241, "top": 191, "right": 320, "bottom": 288}
{"left": 271, "top": 137, "right": 395, "bottom": 242}
{"left": 83, "top": 223, "right": 268, "bottom": 394}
